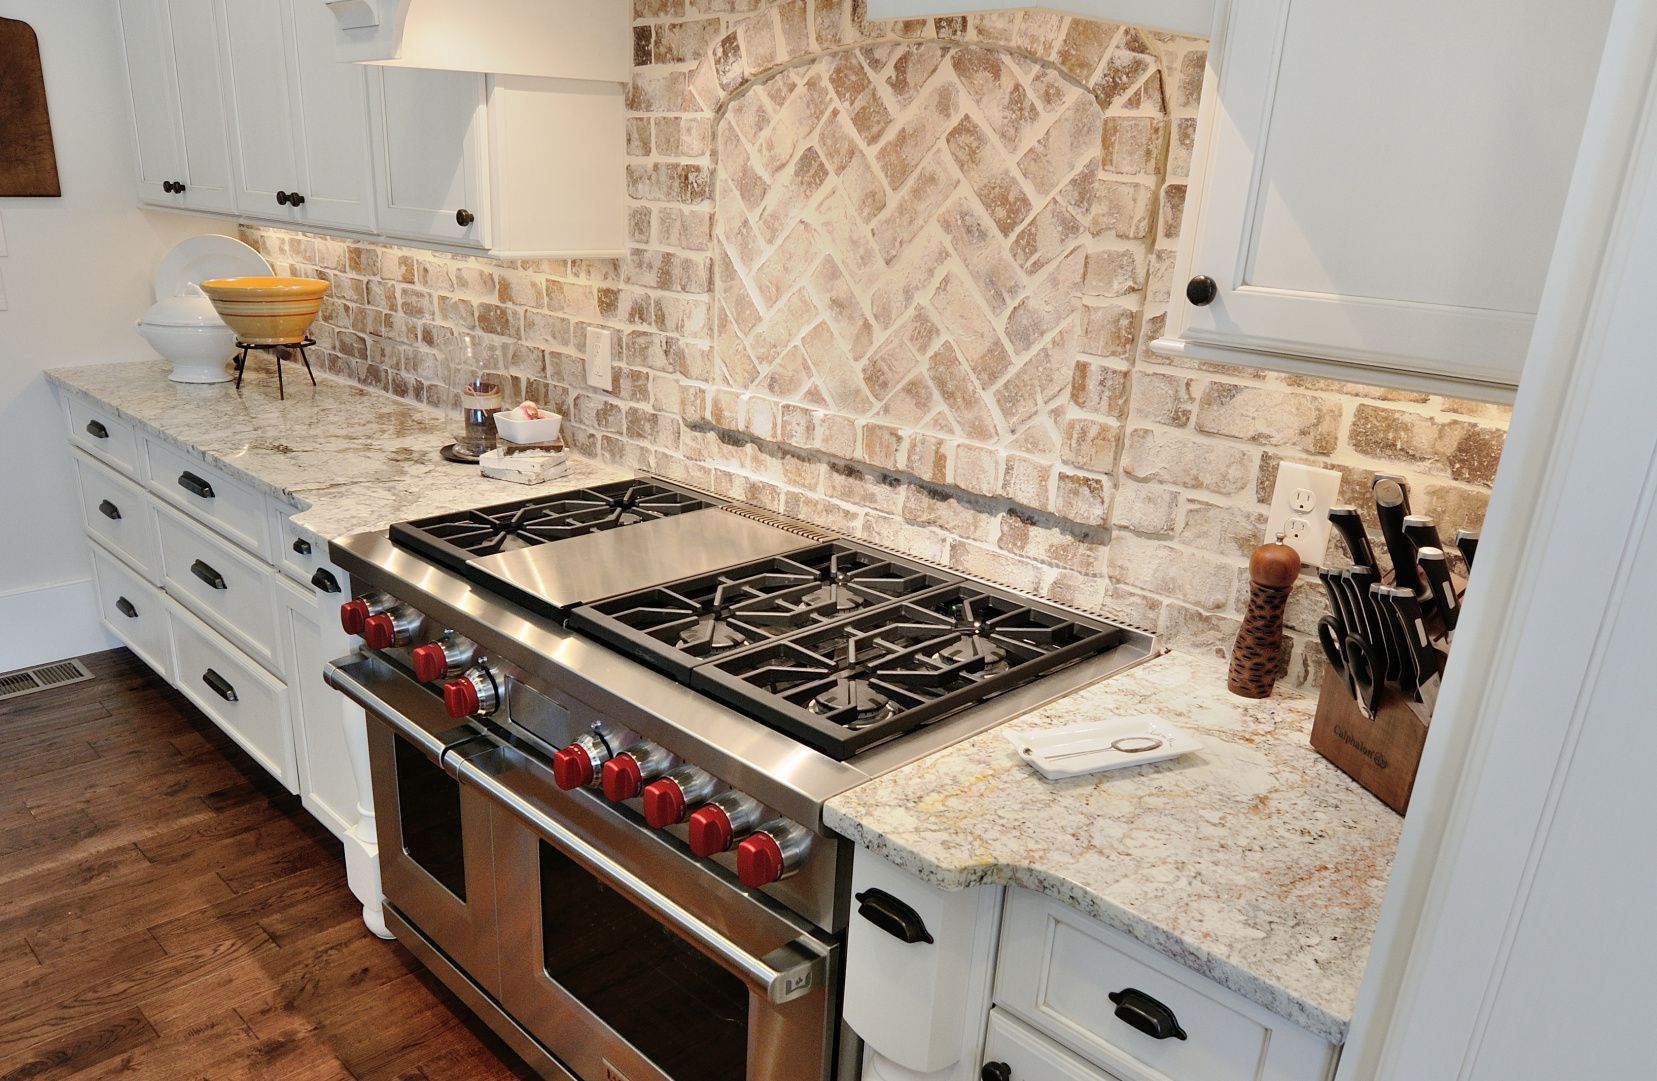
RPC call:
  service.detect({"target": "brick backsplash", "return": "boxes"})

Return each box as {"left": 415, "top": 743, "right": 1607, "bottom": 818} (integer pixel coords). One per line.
{"left": 242, "top": 0, "right": 1509, "bottom": 689}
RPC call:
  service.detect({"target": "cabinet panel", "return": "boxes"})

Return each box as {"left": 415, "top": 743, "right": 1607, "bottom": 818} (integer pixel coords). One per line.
{"left": 370, "top": 67, "right": 488, "bottom": 248}
{"left": 72, "top": 452, "right": 162, "bottom": 585}
{"left": 219, "top": 0, "right": 301, "bottom": 220}
{"left": 91, "top": 542, "right": 175, "bottom": 683}
{"left": 169, "top": 597, "right": 297, "bottom": 791}
{"left": 165, "top": 0, "right": 237, "bottom": 212}
{"left": 1167, "top": 0, "right": 1613, "bottom": 391}
{"left": 981, "top": 1009, "right": 1121, "bottom": 1081}
{"left": 115, "top": 0, "right": 186, "bottom": 202}
{"left": 278, "top": 576, "right": 361, "bottom": 840}
{"left": 155, "top": 502, "right": 282, "bottom": 675}
{"left": 144, "top": 436, "right": 273, "bottom": 560}
{"left": 286, "top": 0, "right": 377, "bottom": 232}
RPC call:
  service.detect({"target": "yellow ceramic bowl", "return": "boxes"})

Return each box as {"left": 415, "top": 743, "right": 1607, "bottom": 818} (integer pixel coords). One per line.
{"left": 199, "top": 276, "right": 331, "bottom": 345}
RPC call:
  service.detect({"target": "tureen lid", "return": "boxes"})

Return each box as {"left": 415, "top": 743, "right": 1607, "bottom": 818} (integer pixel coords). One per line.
{"left": 140, "top": 283, "right": 229, "bottom": 328}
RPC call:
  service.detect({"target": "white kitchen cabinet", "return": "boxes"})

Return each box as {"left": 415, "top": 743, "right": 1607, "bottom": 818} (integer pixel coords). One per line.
{"left": 368, "top": 69, "right": 627, "bottom": 258}
{"left": 864, "top": 0, "right": 1214, "bottom": 37}
{"left": 1156, "top": 0, "right": 1614, "bottom": 398}
{"left": 218, "top": 0, "right": 377, "bottom": 232}
{"left": 115, "top": 0, "right": 237, "bottom": 213}
{"left": 981, "top": 1010, "right": 1124, "bottom": 1081}
{"left": 277, "top": 575, "right": 362, "bottom": 841}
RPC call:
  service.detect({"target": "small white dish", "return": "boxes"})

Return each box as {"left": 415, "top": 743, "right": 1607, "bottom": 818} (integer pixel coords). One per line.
{"left": 494, "top": 409, "right": 562, "bottom": 445}
{"left": 1003, "top": 715, "right": 1201, "bottom": 781}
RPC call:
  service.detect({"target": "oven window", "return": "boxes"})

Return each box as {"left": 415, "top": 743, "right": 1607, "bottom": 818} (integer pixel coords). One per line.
{"left": 394, "top": 736, "right": 468, "bottom": 900}
{"left": 539, "top": 841, "right": 748, "bottom": 1081}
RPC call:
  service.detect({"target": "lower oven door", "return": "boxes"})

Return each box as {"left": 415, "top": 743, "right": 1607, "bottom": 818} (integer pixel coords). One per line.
{"left": 327, "top": 654, "right": 503, "bottom": 993}
{"left": 457, "top": 743, "right": 841, "bottom": 1081}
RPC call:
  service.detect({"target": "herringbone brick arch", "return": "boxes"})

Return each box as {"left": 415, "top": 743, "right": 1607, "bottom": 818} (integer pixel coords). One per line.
{"left": 714, "top": 41, "right": 1100, "bottom": 452}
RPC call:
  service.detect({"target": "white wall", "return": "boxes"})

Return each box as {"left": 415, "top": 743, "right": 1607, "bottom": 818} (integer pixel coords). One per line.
{"left": 0, "top": 1, "right": 213, "bottom": 669}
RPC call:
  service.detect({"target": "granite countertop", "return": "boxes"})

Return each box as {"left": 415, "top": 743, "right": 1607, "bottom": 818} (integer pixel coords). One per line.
{"left": 824, "top": 650, "right": 1401, "bottom": 1044}
{"left": 47, "top": 361, "right": 631, "bottom": 543}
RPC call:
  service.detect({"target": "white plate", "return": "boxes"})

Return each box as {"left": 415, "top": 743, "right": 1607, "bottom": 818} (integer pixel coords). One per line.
{"left": 1003, "top": 715, "right": 1201, "bottom": 780}
{"left": 154, "top": 234, "right": 271, "bottom": 301}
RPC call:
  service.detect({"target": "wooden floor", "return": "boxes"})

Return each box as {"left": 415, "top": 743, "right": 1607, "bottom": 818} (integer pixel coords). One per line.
{"left": 0, "top": 648, "right": 535, "bottom": 1081}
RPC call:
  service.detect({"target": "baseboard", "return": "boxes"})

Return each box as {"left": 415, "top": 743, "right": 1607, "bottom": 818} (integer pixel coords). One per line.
{"left": 0, "top": 577, "right": 119, "bottom": 671}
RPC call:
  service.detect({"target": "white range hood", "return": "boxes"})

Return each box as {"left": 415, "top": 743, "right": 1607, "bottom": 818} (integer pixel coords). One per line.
{"left": 324, "top": 0, "right": 631, "bottom": 82}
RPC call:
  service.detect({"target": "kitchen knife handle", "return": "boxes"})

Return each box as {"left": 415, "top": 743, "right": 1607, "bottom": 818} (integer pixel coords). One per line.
{"left": 1417, "top": 547, "right": 1459, "bottom": 634}
{"left": 1381, "top": 586, "right": 1440, "bottom": 698}
{"left": 1402, "top": 515, "right": 1444, "bottom": 557}
{"left": 1374, "top": 477, "right": 1425, "bottom": 598}
{"left": 1372, "top": 584, "right": 1420, "bottom": 699}
{"left": 1328, "top": 506, "right": 1377, "bottom": 570}
{"left": 1346, "top": 567, "right": 1399, "bottom": 683}
{"left": 1456, "top": 530, "right": 1480, "bottom": 572}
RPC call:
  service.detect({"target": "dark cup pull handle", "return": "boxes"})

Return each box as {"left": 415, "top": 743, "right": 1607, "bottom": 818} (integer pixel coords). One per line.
{"left": 202, "top": 669, "right": 238, "bottom": 702}
{"left": 292, "top": 537, "right": 312, "bottom": 556}
{"left": 178, "top": 471, "right": 215, "bottom": 499}
{"left": 1108, "top": 987, "right": 1187, "bottom": 1041}
{"left": 85, "top": 419, "right": 110, "bottom": 440}
{"left": 980, "top": 1064, "right": 1011, "bottom": 1081}
{"left": 310, "top": 568, "right": 340, "bottom": 594}
{"left": 854, "top": 888, "right": 934, "bottom": 944}
{"left": 190, "top": 559, "right": 227, "bottom": 591}
{"left": 115, "top": 597, "right": 138, "bottom": 619}
{"left": 97, "top": 499, "right": 122, "bottom": 521}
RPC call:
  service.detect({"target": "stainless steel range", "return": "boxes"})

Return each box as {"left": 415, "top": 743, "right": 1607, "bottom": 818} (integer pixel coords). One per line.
{"left": 322, "top": 477, "right": 1154, "bottom": 1081}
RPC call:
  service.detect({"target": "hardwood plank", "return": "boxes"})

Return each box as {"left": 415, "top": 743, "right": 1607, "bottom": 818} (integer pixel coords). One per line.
{"left": 0, "top": 1008, "right": 157, "bottom": 1081}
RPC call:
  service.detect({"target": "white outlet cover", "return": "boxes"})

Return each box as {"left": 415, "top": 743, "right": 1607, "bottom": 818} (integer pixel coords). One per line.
{"left": 584, "top": 327, "right": 614, "bottom": 389}
{"left": 1265, "top": 462, "right": 1343, "bottom": 566}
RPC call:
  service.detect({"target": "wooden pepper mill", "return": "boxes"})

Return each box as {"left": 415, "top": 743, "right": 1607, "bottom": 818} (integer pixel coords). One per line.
{"left": 1227, "top": 540, "right": 1302, "bottom": 698}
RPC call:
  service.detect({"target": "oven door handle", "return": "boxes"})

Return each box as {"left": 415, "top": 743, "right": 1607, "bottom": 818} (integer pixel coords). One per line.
{"left": 324, "top": 654, "right": 482, "bottom": 771}
{"left": 454, "top": 751, "right": 828, "bottom": 1006}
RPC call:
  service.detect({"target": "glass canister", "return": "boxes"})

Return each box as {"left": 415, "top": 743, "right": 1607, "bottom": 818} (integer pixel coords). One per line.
{"left": 440, "top": 333, "right": 510, "bottom": 461}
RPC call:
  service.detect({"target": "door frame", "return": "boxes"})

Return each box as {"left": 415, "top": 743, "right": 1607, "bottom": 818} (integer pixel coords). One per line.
{"left": 1338, "top": 2, "right": 1657, "bottom": 1076}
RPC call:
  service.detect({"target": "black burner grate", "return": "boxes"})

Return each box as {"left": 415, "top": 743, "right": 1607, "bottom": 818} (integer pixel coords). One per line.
{"left": 687, "top": 583, "right": 1126, "bottom": 759}
{"left": 567, "top": 544, "right": 959, "bottom": 680}
{"left": 390, "top": 480, "right": 711, "bottom": 575}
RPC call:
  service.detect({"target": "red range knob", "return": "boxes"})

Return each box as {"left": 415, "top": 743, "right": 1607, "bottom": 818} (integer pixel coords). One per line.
{"left": 362, "top": 613, "right": 396, "bottom": 649}
{"left": 552, "top": 745, "right": 594, "bottom": 790}
{"left": 410, "top": 642, "right": 448, "bottom": 682}
{"left": 339, "top": 599, "right": 369, "bottom": 635}
{"left": 687, "top": 804, "right": 734, "bottom": 857}
{"left": 442, "top": 677, "right": 479, "bottom": 719}
{"left": 736, "top": 833, "right": 786, "bottom": 888}
{"left": 602, "top": 754, "right": 644, "bottom": 801}
{"left": 642, "top": 780, "right": 687, "bottom": 829}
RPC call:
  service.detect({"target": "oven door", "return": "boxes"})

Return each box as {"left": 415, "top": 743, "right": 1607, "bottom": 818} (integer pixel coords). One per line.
{"left": 457, "top": 743, "right": 841, "bottom": 1081}
{"left": 327, "top": 654, "right": 503, "bottom": 993}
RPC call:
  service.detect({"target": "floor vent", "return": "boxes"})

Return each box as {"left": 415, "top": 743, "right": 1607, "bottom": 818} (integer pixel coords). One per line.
{"left": 0, "top": 658, "right": 94, "bottom": 702}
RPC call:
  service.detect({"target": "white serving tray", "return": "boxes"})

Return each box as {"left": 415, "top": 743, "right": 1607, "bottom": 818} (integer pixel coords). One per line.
{"left": 1003, "top": 715, "right": 1201, "bottom": 781}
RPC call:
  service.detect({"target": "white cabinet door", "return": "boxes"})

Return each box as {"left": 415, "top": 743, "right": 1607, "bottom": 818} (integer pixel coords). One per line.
{"left": 369, "top": 67, "right": 489, "bottom": 248}
{"left": 1164, "top": 0, "right": 1612, "bottom": 394}
{"left": 277, "top": 575, "right": 361, "bottom": 841}
{"left": 219, "top": 0, "right": 302, "bottom": 221}
{"left": 116, "top": 0, "right": 238, "bottom": 213}
{"left": 981, "top": 1010, "right": 1122, "bottom": 1081}
{"left": 286, "top": 0, "right": 377, "bottom": 233}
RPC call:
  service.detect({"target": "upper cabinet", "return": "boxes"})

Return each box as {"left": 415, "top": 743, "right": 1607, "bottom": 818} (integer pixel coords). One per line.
{"left": 218, "top": 0, "right": 378, "bottom": 233}
{"left": 115, "top": 0, "right": 237, "bottom": 214}
{"left": 115, "top": 0, "right": 626, "bottom": 258}
{"left": 864, "top": 0, "right": 1216, "bottom": 37}
{"left": 1158, "top": 0, "right": 1615, "bottom": 398}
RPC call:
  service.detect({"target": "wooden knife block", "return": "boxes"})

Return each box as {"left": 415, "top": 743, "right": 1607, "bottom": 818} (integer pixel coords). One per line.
{"left": 1309, "top": 672, "right": 1429, "bottom": 815}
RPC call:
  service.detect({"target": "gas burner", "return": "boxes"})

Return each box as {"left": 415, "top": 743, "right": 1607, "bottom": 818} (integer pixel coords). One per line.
{"left": 389, "top": 480, "right": 711, "bottom": 573}
{"left": 568, "top": 544, "right": 959, "bottom": 680}
{"left": 808, "top": 678, "right": 896, "bottom": 727}
{"left": 676, "top": 616, "right": 751, "bottom": 653}
{"left": 690, "top": 584, "right": 1127, "bottom": 759}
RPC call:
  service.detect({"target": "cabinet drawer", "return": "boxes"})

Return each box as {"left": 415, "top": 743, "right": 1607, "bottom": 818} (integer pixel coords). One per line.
{"left": 73, "top": 451, "right": 161, "bottom": 584}
{"left": 982, "top": 1009, "right": 1121, "bottom": 1081}
{"left": 273, "top": 508, "right": 346, "bottom": 599}
{"left": 168, "top": 598, "right": 296, "bottom": 792}
{"left": 91, "top": 541, "right": 174, "bottom": 682}
{"left": 995, "top": 892, "right": 1333, "bottom": 1081}
{"left": 66, "top": 396, "right": 141, "bottom": 477}
{"left": 156, "top": 502, "right": 281, "bottom": 674}
{"left": 145, "top": 437, "right": 273, "bottom": 560}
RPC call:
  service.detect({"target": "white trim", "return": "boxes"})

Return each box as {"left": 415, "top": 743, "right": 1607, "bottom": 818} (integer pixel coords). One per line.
{"left": 1339, "top": 3, "right": 1657, "bottom": 1077}
{"left": 0, "top": 578, "right": 120, "bottom": 672}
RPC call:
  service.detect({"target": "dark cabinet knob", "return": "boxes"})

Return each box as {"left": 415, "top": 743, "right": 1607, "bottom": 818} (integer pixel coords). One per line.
{"left": 177, "top": 471, "right": 215, "bottom": 499}
{"left": 163, "top": 179, "right": 187, "bottom": 194}
{"left": 980, "top": 1064, "right": 1011, "bottom": 1081}
{"left": 455, "top": 208, "right": 474, "bottom": 227}
{"left": 85, "top": 419, "right": 109, "bottom": 439}
{"left": 97, "top": 499, "right": 122, "bottom": 522}
{"left": 276, "top": 190, "right": 289, "bottom": 205}
{"left": 1109, "top": 987, "right": 1187, "bottom": 1041}
{"left": 1186, "top": 275, "right": 1218, "bottom": 306}
{"left": 281, "top": 191, "right": 304, "bottom": 207}
{"left": 162, "top": 180, "right": 175, "bottom": 193}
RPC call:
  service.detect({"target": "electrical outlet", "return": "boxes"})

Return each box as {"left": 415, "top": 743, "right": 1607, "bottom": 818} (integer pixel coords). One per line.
{"left": 1265, "top": 463, "right": 1343, "bottom": 566}
{"left": 584, "top": 327, "right": 614, "bottom": 389}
